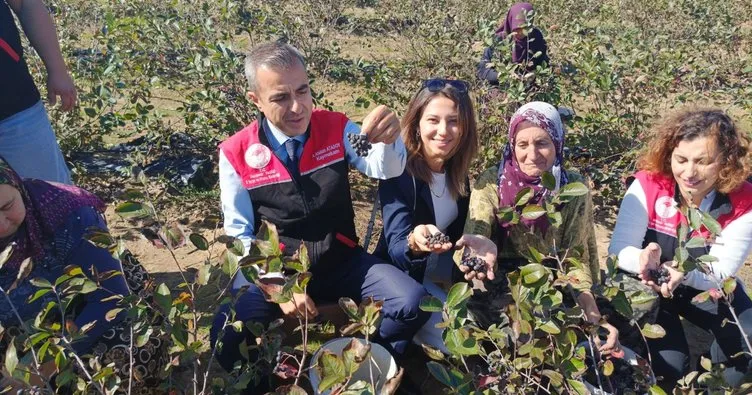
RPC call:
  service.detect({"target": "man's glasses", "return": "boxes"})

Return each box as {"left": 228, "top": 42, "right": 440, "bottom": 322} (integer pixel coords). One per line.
{"left": 421, "top": 78, "right": 469, "bottom": 94}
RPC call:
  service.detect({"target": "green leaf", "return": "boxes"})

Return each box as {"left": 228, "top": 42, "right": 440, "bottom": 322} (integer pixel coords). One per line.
{"left": 542, "top": 369, "right": 564, "bottom": 386}
{"left": 687, "top": 207, "right": 702, "bottom": 231}
{"left": 316, "top": 351, "right": 347, "bottom": 393}
{"left": 339, "top": 297, "right": 360, "bottom": 320}
{"left": 445, "top": 282, "right": 472, "bottom": 309}
{"left": 228, "top": 238, "right": 245, "bottom": 256}
{"left": 722, "top": 277, "right": 737, "bottom": 296}
{"left": 29, "top": 277, "right": 53, "bottom": 289}
{"left": 115, "top": 201, "right": 150, "bottom": 219}
{"left": 421, "top": 344, "right": 445, "bottom": 361}
{"left": 602, "top": 359, "right": 614, "bottom": 376}
{"left": 161, "top": 224, "right": 186, "bottom": 250}
{"left": 521, "top": 205, "right": 547, "bottom": 220}
{"left": 559, "top": 182, "right": 589, "bottom": 197}
{"left": 538, "top": 319, "right": 561, "bottom": 334}
{"left": 189, "top": 233, "right": 210, "bottom": 251}
{"left": 220, "top": 250, "right": 239, "bottom": 276}
{"left": 641, "top": 323, "right": 666, "bottom": 339}
{"left": 630, "top": 291, "right": 657, "bottom": 306}
{"left": 520, "top": 263, "right": 549, "bottom": 286}
{"left": 27, "top": 288, "right": 51, "bottom": 303}
{"left": 684, "top": 236, "right": 707, "bottom": 249}
{"left": 528, "top": 246, "right": 544, "bottom": 263}
{"left": 154, "top": 283, "right": 172, "bottom": 313}
{"left": 84, "top": 107, "right": 97, "bottom": 118}
{"left": 342, "top": 338, "right": 370, "bottom": 376}
{"left": 541, "top": 171, "right": 556, "bottom": 190}
{"left": 419, "top": 295, "right": 444, "bottom": 312}
{"left": 674, "top": 246, "right": 688, "bottom": 265}
{"left": 196, "top": 264, "right": 211, "bottom": 286}
{"left": 700, "top": 211, "right": 722, "bottom": 235}
{"left": 514, "top": 187, "right": 534, "bottom": 207}
{"left": 648, "top": 384, "right": 668, "bottom": 395}
{"left": 566, "top": 379, "right": 589, "bottom": 395}
{"left": 105, "top": 308, "right": 123, "bottom": 322}
{"left": 692, "top": 290, "right": 710, "bottom": 304}
{"left": 293, "top": 243, "right": 310, "bottom": 272}
{"left": 700, "top": 355, "right": 712, "bottom": 372}
{"left": 426, "top": 361, "right": 452, "bottom": 387}
{"left": 0, "top": 244, "right": 13, "bottom": 269}
{"left": 611, "top": 290, "right": 634, "bottom": 318}
{"left": 255, "top": 220, "right": 281, "bottom": 256}
{"left": 4, "top": 339, "right": 17, "bottom": 375}
{"left": 273, "top": 384, "right": 309, "bottom": 395}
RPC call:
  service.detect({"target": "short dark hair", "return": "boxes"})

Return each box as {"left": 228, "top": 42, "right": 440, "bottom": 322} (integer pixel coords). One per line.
{"left": 244, "top": 41, "right": 306, "bottom": 92}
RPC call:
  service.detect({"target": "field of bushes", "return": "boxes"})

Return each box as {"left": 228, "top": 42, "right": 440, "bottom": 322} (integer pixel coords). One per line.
{"left": 7, "top": 0, "right": 752, "bottom": 393}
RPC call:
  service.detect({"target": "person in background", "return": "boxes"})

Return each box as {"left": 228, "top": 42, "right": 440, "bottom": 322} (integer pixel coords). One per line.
{"left": 609, "top": 108, "right": 752, "bottom": 388}
{"left": 1, "top": 0, "right": 75, "bottom": 184}
{"left": 458, "top": 101, "right": 619, "bottom": 354}
{"left": 477, "top": 2, "right": 550, "bottom": 85}
{"left": 211, "top": 41, "right": 430, "bottom": 393}
{"left": 375, "top": 78, "right": 478, "bottom": 352}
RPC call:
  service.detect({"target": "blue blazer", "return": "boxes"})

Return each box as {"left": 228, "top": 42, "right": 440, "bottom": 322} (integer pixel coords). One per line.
{"left": 374, "top": 170, "right": 469, "bottom": 281}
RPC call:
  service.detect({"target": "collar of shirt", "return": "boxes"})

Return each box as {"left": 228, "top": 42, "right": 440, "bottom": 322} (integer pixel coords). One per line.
{"left": 264, "top": 119, "right": 307, "bottom": 159}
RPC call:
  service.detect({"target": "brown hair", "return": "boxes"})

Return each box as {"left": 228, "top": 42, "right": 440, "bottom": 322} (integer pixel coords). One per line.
{"left": 401, "top": 85, "right": 478, "bottom": 199}
{"left": 638, "top": 107, "right": 751, "bottom": 193}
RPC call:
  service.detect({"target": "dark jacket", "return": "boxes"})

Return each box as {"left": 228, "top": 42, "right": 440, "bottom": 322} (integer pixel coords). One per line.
{"left": 374, "top": 170, "right": 469, "bottom": 281}
{"left": 1, "top": 1, "right": 40, "bottom": 120}
{"left": 477, "top": 27, "right": 549, "bottom": 85}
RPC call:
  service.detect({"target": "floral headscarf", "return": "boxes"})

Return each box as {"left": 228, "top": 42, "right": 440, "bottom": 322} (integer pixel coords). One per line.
{"left": 497, "top": 102, "right": 568, "bottom": 235}
{"left": 0, "top": 157, "right": 105, "bottom": 271}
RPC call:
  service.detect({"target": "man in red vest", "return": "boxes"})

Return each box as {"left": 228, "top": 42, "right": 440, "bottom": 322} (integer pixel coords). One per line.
{"left": 211, "top": 41, "right": 430, "bottom": 390}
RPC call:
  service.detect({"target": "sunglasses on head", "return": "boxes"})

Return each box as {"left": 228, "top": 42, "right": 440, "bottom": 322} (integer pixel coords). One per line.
{"left": 421, "top": 78, "right": 469, "bottom": 94}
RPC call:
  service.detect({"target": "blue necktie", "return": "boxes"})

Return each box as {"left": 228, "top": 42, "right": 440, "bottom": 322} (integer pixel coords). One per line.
{"left": 284, "top": 139, "right": 300, "bottom": 177}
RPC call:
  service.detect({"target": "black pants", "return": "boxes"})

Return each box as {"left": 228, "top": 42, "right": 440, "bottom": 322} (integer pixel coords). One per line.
{"left": 648, "top": 281, "right": 752, "bottom": 385}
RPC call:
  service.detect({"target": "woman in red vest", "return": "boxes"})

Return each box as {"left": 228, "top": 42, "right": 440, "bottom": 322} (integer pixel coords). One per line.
{"left": 609, "top": 108, "right": 752, "bottom": 387}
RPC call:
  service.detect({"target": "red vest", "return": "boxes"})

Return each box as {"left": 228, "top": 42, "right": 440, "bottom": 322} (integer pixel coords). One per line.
{"left": 635, "top": 170, "right": 752, "bottom": 262}
{"left": 220, "top": 110, "right": 359, "bottom": 271}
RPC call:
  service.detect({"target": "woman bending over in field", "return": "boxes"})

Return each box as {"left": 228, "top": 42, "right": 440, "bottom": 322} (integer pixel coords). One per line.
{"left": 609, "top": 108, "right": 752, "bottom": 387}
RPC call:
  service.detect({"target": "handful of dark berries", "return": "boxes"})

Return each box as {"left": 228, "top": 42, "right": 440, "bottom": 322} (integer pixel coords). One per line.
{"left": 425, "top": 231, "right": 451, "bottom": 246}
{"left": 461, "top": 256, "right": 487, "bottom": 273}
{"left": 648, "top": 267, "right": 670, "bottom": 286}
{"left": 347, "top": 133, "right": 372, "bottom": 157}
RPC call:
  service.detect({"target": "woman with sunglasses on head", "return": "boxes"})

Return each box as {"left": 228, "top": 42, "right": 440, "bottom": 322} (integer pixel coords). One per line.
{"left": 457, "top": 102, "right": 620, "bottom": 353}
{"left": 374, "top": 79, "right": 477, "bottom": 351}
{"left": 608, "top": 108, "right": 752, "bottom": 388}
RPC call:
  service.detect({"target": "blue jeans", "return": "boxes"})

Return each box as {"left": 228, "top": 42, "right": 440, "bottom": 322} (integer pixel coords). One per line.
{"left": 210, "top": 248, "right": 431, "bottom": 373}
{"left": 0, "top": 100, "right": 71, "bottom": 184}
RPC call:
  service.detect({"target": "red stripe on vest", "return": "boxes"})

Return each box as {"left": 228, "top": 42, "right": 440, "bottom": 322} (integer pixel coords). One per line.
{"left": 220, "top": 110, "right": 349, "bottom": 190}
{"left": 0, "top": 38, "right": 20, "bottom": 62}
{"left": 634, "top": 170, "right": 752, "bottom": 237}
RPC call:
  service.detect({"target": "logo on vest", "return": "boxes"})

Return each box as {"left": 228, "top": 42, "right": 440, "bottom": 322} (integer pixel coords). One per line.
{"left": 655, "top": 196, "right": 678, "bottom": 219}
{"left": 245, "top": 143, "right": 272, "bottom": 169}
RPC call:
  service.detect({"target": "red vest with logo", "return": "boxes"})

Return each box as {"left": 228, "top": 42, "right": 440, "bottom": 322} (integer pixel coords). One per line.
{"left": 635, "top": 170, "right": 752, "bottom": 262}
{"left": 220, "top": 110, "right": 358, "bottom": 271}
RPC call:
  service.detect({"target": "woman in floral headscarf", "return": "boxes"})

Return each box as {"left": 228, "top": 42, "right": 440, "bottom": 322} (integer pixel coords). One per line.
{"left": 456, "top": 101, "right": 619, "bottom": 353}
{"left": 0, "top": 157, "right": 163, "bottom": 392}
{"left": 477, "top": 2, "right": 550, "bottom": 85}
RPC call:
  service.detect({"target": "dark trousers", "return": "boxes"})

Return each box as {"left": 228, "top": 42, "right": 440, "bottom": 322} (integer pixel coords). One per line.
{"left": 648, "top": 281, "right": 752, "bottom": 386}
{"left": 210, "top": 248, "right": 430, "bottom": 373}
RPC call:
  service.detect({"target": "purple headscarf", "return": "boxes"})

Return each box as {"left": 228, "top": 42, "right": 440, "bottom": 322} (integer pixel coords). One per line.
{"left": 0, "top": 157, "right": 105, "bottom": 271}
{"left": 494, "top": 2, "right": 548, "bottom": 67}
{"left": 497, "top": 102, "right": 568, "bottom": 235}
{"left": 496, "top": 2, "right": 534, "bottom": 41}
